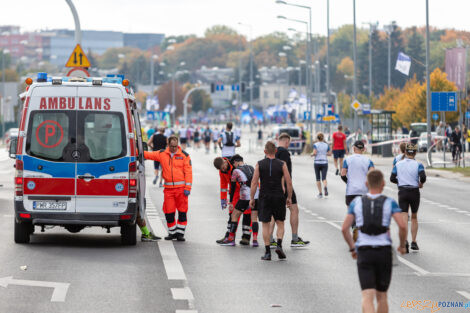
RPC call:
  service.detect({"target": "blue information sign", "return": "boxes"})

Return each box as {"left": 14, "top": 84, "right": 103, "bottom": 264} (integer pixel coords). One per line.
{"left": 304, "top": 111, "right": 311, "bottom": 121}
{"left": 431, "top": 92, "right": 457, "bottom": 112}
{"left": 466, "top": 111, "right": 470, "bottom": 119}
{"left": 432, "top": 113, "right": 439, "bottom": 120}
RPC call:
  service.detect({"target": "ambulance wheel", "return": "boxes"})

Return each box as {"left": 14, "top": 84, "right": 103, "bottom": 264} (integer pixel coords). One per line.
{"left": 121, "top": 223, "right": 137, "bottom": 246}
{"left": 14, "top": 219, "right": 31, "bottom": 244}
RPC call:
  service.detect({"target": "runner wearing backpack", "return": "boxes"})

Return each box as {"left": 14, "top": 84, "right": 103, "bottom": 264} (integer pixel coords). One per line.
{"left": 220, "top": 155, "right": 260, "bottom": 247}
{"left": 218, "top": 122, "right": 241, "bottom": 158}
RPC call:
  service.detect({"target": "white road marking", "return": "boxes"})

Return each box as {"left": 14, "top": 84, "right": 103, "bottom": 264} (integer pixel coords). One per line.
{"left": 310, "top": 213, "right": 318, "bottom": 216}
{"left": 171, "top": 287, "right": 194, "bottom": 300}
{"left": 0, "top": 276, "right": 69, "bottom": 302}
{"left": 456, "top": 291, "right": 470, "bottom": 300}
{"left": 457, "top": 211, "right": 469, "bottom": 214}
{"left": 397, "top": 257, "right": 430, "bottom": 276}
{"left": 325, "top": 221, "right": 342, "bottom": 230}
{"left": 317, "top": 217, "right": 326, "bottom": 220}
{"left": 437, "top": 204, "right": 450, "bottom": 208}
{"left": 176, "top": 311, "right": 198, "bottom": 313}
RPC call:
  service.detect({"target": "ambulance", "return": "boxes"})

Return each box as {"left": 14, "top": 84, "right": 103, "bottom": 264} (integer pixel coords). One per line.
{"left": 9, "top": 73, "right": 147, "bottom": 245}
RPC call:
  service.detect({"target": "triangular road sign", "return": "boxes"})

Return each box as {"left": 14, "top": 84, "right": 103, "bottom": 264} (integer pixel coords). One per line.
{"left": 65, "top": 44, "right": 91, "bottom": 68}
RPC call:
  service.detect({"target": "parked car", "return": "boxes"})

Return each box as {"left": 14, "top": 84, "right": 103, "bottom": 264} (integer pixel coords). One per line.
{"left": 4, "top": 127, "right": 19, "bottom": 151}
{"left": 418, "top": 132, "right": 436, "bottom": 152}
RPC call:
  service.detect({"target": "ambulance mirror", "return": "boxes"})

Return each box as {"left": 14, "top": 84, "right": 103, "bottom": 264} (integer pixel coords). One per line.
{"left": 9, "top": 137, "right": 17, "bottom": 159}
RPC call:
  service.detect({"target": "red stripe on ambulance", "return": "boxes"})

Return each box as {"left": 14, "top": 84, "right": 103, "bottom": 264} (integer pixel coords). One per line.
{"left": 77, "top": 179, "right": 129, "bottom": 196}
{"left": 23, "top": 178, "right": 75, "bottom": 195}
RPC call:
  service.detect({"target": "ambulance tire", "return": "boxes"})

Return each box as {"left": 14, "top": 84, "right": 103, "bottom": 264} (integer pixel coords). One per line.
{"left": 14, "top": 219, "right": 31, "bottom": 244}
{"left": 121, "top": 223, "right": 137, "bottom": 246}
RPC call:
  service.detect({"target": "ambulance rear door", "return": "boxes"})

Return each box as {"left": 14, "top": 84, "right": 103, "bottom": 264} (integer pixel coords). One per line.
{"left": 75, "top": 86, "right": 131, "bottom": 213}
{"left": 22, "top": 86, "right": 78, "bottom": 214}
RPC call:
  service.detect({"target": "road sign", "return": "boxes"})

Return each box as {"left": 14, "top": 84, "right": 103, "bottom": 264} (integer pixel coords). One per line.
{"left": 304, "top": 111, "right": 311, "bottom": 121}
{"left": 432, "top": 113, "right": 439, "bottom": 120}
{"left": 65, "top": 44, "right": 91, "bottom": 68}
{"left": 363, "top": 103, "right": 371, "bottom": 114}
{"left": 66, "top": 67, "right": 90, "bottom": 77}
{"left": 316, "top": 114, "right": 340, "bottom": 124}
{"left": 0, "top": 276, "right": 70, "bottom": 302}
{"left": 466, "top": 111, "right": 470, "bottom": 119}
{"left": 431, "top": 92, "right": 457, "bottom": 112}
{"left": 351, "top": 100, "right": 362, "bottom": 111}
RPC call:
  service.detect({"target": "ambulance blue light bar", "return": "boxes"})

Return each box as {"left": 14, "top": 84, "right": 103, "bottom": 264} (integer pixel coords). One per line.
{"left": 37, "top": 72, "right": 47, "bottom": 82}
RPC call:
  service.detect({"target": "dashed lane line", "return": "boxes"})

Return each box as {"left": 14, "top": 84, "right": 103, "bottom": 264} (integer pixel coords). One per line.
{"left": 456, "top": 291, "right": 470, "bottom": 300}
{"left": 171, "top": 287, "right": 194, "bottom": 300}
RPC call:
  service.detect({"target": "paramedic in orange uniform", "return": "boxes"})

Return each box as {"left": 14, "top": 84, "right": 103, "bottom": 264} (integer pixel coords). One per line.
{"left": 144, "top": 135, "right": 193, "bottom": 241}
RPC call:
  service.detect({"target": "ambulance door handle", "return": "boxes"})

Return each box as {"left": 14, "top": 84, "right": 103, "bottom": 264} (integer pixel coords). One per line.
{"left": 78, "top": 175, "right": 95, "bottom": 180}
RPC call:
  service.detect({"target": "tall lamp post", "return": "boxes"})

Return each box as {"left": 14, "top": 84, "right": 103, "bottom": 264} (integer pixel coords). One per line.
{"left": 384, "top": 22, "right": 396, "bottom": 89}
{"left": 425, "top": 0, "right": 432, "bottom": 151}
{"left": 150, "top": 54, "right": 158, "bottom": 96}
{"left": 276, "top": 0, "right": 314, "bottom": 135}
{"left": 352, "top": 0, "right": 358, "bottom": 131}
{"left": 363, "top": 22, "right": 378, "bottom": 98}
{"left": 1, "top": 49, "right": 10, "bottom": 137}
{"left": 277, "top": 15, "right": 311, "bottom": 132}
{"left": 238, "top": 22, "right": 254, "bottom": 113}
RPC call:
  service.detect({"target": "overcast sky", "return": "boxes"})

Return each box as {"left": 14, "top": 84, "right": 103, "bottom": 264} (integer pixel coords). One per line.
{"left": 2, "top": 0, "right": 469, "bottom": 38}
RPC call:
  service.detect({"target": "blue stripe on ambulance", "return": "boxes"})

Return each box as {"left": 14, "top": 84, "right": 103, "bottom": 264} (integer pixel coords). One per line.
{"left": 76, "top": 157, "right": 133, "bottom": 178}
{"left": 23, "top": 155, "right": 75, "bottom": 178}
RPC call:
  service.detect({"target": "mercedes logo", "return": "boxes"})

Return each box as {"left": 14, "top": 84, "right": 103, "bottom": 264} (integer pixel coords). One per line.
{"left": 72, "top": 150, "right": 81, "bottom": 160}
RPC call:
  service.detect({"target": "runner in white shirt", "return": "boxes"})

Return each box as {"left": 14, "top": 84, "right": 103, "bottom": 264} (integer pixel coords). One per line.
{"left": 179, "top": 126, "right": 188, "bottom": 150}
{"left": 212, "top": 127, "right": 220, "bottom": 153}
{"left": 311, "top": 132, "right": 331, "bottom": 198}
{"left": 218, "top": 122, "right": 241, "bottom": 158}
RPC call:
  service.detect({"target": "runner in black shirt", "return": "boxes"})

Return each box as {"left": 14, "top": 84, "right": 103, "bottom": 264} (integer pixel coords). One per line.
{"left": 275, "top": 133, "right": 310, "bottom": 247}
{"left": 148, "top": 127, "right": 167, "bottom": 186}
{"left": 250, "top": 141, "right": 292, "bottom": 261}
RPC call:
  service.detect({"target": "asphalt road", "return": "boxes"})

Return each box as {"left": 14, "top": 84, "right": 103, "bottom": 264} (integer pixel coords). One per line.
{"left": 0, "top": 133, "right": 470, "bottom": 313}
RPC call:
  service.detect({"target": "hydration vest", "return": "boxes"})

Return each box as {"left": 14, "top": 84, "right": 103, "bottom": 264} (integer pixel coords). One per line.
{"left": 237, "top": 164, "right": 254, "bottom": 186}
{"left": 359, "top": 195, "right": 389, "bottom": 235}
{"left": 224, "top": 132, "right": 235, "bottom": 147}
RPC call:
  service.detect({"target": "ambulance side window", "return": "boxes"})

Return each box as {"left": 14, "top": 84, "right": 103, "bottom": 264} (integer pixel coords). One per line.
{"left": 80, "top": 112, "right": 126, "bottom": 162}
{"left": 26, "top": 111, "right": 72, "bottom": 162}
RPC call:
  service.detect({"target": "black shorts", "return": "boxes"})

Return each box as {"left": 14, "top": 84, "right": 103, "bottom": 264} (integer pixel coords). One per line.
{"left": 204, "top": 138, "right": 211, "bottom": 143}
{"left": 154, "top": 161, "right": 160, "bottom": 170}
{"left": 314, "top": 163, "right": 328, "bottom": 181}
{"left": 235, "top": 199, "right": 258, "bottom": 212}
{"left": 284, "top": 189, "right": 297, "bottom": 205}
{"left": 333, "top": 149, "right": 345, "bottom": 159}
{"left": 180, "top": 138, "right": 187, "bottom": 144}
{"left": 357, "top": 246, "right": 392, "bottom": 292}
{"left": 346, "top": 195, "right": 362, "bottom": 206}
{"left": 398, "top": 188, "right": 420, "bottom": 214}
{"left": 258, "top": 195, "right": 286, "bottom": 223}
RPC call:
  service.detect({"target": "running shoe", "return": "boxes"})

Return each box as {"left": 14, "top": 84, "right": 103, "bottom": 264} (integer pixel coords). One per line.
{"left": 220, "top": 238, "right": 235, "bottom": 246}
{"left": 164, "top": 234, "right": 177, "bottom": 241}
{"left": 239, "top": 237, "right": 250, "bottom": 246}
{"left": 275, "top": 247, "right": 287, "bottom": 260}
{"left": 261, "top": 253, "right": 272, "bottom": 261}
{"left": 335, "top": 169, "right": 339, "bottom": 175}
{"left": 141, "top": 232, "right": 161, "bottom": 242}
{"left": 216, "top": 234, "right": 228, "bottom": 244}
{"left": 176, "top": 233, "right": 186, "bottom": 242}
{"left": 324, "top": 187, "right": 329, "bottom": 197}
{"left": 270, "top": 240, "right": 277, "bottom": 249}
{"left": 291, "top": 237, "right": 310, "bottom": 247}
{"left": 252, "top": 240, "right": 259, "bottom": 247}
{"left": 316, "top": 193, "right": 323, "bottom": 199}
{"left": 410, "top": 241, "right": 419, "bottom": 251}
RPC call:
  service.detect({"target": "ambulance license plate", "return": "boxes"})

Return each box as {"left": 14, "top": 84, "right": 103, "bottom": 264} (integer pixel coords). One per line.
{"left": 33, "top": 201, "right": 67, "bottom": 210}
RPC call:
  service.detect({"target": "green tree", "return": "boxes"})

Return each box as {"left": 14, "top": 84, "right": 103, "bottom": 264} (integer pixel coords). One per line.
{"left": 190, "top": 89, "right": 212, "bottom": 112}
{"left": 205, "top": 25, "right": 238, "bottom": 37}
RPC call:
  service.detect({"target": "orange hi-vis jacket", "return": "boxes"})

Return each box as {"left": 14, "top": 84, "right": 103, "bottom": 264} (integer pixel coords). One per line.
{"left": 144, "top": 147, "right": 192, "bottom": 191}
{"left": 219, "top": 158, "right": 240, "bottom": 204}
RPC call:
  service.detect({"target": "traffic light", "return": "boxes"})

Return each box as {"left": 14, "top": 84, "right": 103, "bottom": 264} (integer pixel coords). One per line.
{"left": 241, "top": 82, "right": 246, "bottom": 93}
{"left": 210, "top": 83, "right": 215, "bottom": 93}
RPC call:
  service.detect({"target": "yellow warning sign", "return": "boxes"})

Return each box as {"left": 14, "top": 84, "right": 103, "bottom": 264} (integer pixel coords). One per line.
{"left": 65, "top": 44, "right": 91, "bottom": 68}
{"left": 351, "top": 100, "right": 362, "bottom": 111}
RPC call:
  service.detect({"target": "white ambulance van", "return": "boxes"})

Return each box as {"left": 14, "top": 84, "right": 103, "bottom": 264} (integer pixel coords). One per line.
{"left": 9, "top": 73, "right": 147, "bottom": 245}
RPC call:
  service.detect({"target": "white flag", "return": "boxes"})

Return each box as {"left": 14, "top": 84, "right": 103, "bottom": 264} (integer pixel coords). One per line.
{"left": 395, "top": 52, "right": 411, "bottom": 76}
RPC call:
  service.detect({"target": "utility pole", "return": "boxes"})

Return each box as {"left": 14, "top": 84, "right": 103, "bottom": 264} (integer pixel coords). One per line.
{"left": 425, "top": 0, "right": 432, "bottom": 151}
{"left": 326, "top": 0, "right": 331, "bottom": 119}
{"left": 352, "top": 0, "right": 358, "bottom": 131}
{"left": 384, "top": 23, "right": 395, "bottom": 88}
{"left": 364, "top": 22, "right": 378, "bottom": 98}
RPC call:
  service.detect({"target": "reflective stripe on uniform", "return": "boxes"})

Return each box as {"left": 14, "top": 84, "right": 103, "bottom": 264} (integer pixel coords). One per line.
{"left": 185, "top": 182, "right": 192, "bottom": 186}
{"left": 164, "top": 181, "right": 185, "bottom": 186}
{"left": 220, "top": 188, "right": 228, "bottom": 192}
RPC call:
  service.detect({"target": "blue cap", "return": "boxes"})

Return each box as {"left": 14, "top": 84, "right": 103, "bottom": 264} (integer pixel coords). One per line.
{"left": 37, "top": 72, "right": 48, "bottom": 82}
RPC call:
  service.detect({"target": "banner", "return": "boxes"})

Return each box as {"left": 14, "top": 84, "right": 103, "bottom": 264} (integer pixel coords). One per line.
{"left": 445, "top": 47, "right": 467, "bottom": 91}
{"left": 395, "top": 52, "right": 411, "bottom": 76}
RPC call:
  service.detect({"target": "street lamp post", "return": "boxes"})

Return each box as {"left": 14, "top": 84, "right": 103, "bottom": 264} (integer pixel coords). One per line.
{"left": 425, "top": 0, "right": 432, "bottom": 151}
{"left": 65, "top": 0, "right": 82, "bottom": 44}
{"left": 276, "top": 0, "right": 313, "bottom": 135}
{"left": 277, "top": 15, "right": 310, "bottom": 131}
{"left": 326, "top": 0, "right": 331, "bottom": 119}
{"left": 238, "top": 23, "right": 254, "bottom": 113}
{"left": 384, "top": 23, "right": 395, "bottom": 89}
{"left": 352, "top": 0, "right": 358, "bottom": 131}
{"left": 1, "top": 49, "right": 9, "bottom": 137}
{"left": 363, "top": 22, "right": 378, "bottom": 98}
{"left": 150, "top": 54, "right": 158, "bottom": 96}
